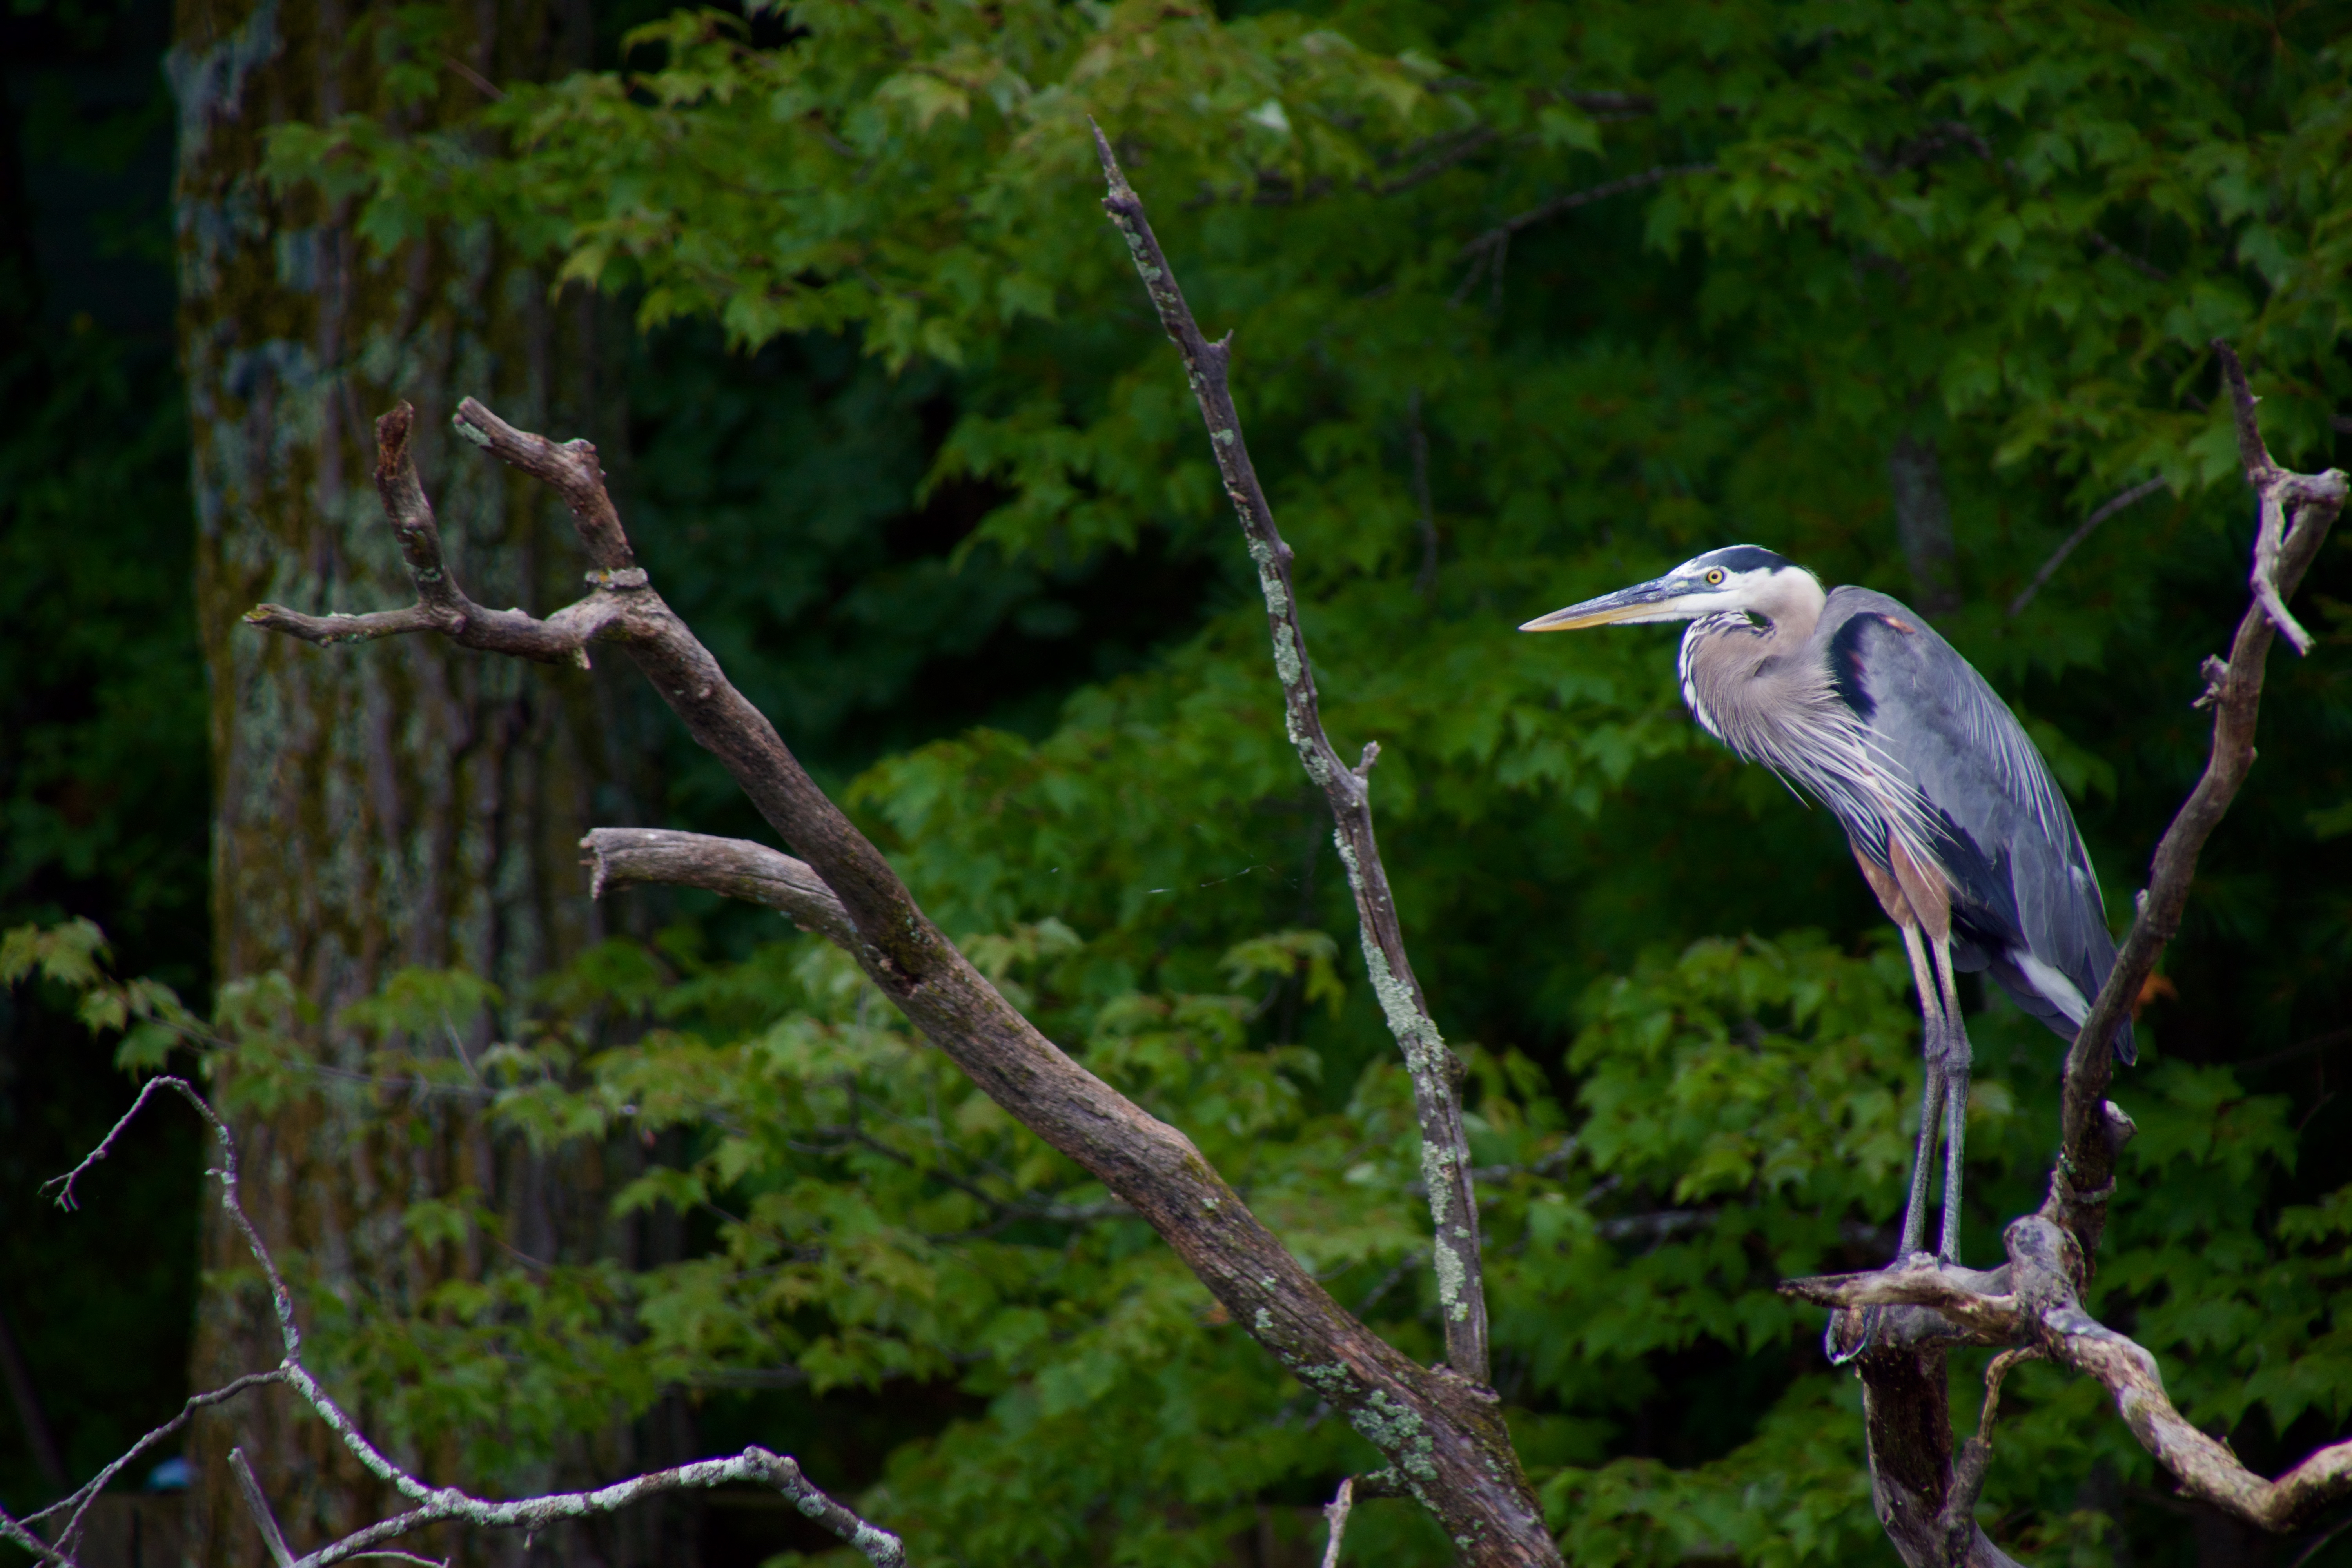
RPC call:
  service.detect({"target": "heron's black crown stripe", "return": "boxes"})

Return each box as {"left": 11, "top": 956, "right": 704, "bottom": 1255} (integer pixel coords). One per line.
{"left": 1694, "top": 544, "right": 1791, "bottom": 575}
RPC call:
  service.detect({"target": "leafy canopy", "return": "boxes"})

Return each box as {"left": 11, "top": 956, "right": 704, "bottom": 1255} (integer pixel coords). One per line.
{"left": 127, "top": 0, "right": 2352, "bottom": 1563}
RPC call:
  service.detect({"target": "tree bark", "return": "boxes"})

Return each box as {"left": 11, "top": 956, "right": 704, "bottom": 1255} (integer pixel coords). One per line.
{"left": 167, "top": 2, "right": 666, "bottom": 1563}
{"left": 1888, "top": 432, "right": 1961, "bottom": 619}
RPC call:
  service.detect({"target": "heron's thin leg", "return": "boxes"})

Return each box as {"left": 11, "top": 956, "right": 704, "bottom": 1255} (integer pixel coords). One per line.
{"left": 1930, "top": 936, "right": 1971, "bottom": 1264}
{"left": 1895, "top": 923, "right": 1946, "bottom": 1261}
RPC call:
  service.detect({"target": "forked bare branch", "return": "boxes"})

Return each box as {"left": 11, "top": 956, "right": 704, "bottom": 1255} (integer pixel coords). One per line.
{"left": 13, "top": 1079, "right": 904, "bottom": 1568}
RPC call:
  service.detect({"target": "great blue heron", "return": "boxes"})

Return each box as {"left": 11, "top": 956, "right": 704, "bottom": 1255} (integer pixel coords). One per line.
{"left": 1523, "top": 545, "right": 2134, "bottom": 1268}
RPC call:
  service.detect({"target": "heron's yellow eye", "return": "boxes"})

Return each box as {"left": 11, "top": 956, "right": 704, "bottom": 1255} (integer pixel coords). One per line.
{"left": 1704, "top": 568, "right": 1726, "bottom": 586}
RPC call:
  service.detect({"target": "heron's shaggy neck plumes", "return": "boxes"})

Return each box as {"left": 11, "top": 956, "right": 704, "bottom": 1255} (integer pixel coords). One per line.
{"left": 1676, "top": 568, "right": 1934, "bottom": 871}
{"left": 1673, "top": 567, "right": 1826, "bottom": 737}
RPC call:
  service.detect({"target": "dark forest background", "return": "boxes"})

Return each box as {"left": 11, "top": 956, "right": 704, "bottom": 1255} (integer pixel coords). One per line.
{"left": 3, "top": 0, "right": 2349, "bottom": 1564}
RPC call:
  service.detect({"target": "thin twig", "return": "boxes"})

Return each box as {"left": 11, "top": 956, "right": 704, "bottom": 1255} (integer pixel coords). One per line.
{"left": 1977, "top": 1347, "right": 2042, "bottom": 1444}
{"left": 230, "top": 1447, "right": 297, "bottom": 1568}
{"left": 2006, "top": 477, "right": 2169, "bottom": 617}
{"left": 2085, "top": 229, "right": 2167, "bottom": 281}
{"left": 1091, "top": 118, "right": 1492, "bottom": 1387}
{"left": 1455, "top": 163, "right": 1715, "bottom": 262}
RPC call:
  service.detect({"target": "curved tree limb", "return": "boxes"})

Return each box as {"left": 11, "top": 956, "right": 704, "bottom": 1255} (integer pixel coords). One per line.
{"left": 241, "top": 385, "right": 1555, "bottom": 1559}
{"left": 2005, "top": 477, "right": 2169, "bottom": 617}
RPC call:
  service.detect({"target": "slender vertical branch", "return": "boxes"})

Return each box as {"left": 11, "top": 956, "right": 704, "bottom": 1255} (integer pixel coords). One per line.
{"left": 1090, "top": 120, "right": 1491, "bottom": 1386}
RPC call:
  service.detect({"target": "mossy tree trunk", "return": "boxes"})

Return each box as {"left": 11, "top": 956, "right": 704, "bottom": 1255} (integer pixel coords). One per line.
{"left": 167, "top": 2, "right": 682, "bottom": 1562}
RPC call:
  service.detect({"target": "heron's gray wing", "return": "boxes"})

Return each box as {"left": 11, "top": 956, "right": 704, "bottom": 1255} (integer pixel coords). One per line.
{"left": 1820, "top": 588, "right": 2134, "bottom": 1062}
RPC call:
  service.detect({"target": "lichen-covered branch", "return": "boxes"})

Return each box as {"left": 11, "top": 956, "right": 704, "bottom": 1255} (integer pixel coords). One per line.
{"left": 242, "top": 396, "right": 1557, "bottom": 1559}
{"left": 1089, "top": 121, "right": 1494, "bottom": 1391}
{"left": 18, "top": 1080, "right": 904, "bottom": 1568}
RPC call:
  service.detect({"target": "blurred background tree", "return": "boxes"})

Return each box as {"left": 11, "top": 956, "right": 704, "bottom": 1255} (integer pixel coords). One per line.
{"left": 4, "top": 2, "right": 2348, "bottom": 1567}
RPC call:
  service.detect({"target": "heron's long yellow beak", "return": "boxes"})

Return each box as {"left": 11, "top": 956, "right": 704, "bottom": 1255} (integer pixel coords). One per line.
{"left": 1519, "top": 577, "right": 1694, "bottom": 632}
{"left": 1519, "top": 600, "right": 1656, "bottom": 632}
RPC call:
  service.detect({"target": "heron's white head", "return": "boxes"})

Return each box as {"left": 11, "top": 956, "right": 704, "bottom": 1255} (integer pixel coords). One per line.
{"left": 1519, "top": 546, "right": 1823, "bottom": 632}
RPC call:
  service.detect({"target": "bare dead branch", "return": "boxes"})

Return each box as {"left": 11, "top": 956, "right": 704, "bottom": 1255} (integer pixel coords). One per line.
{"left": 245, "top": 380, "right": 1555, "bottom": 1561}
{"left": 22, "top": 1080, "right": 907, "bottom": 1568}
{"left": 2006, "top": 477, "right": 2169, "bottom": 617}
{"left": 2048, "top": 342, "right": 2346, "bottom": 1260}
{"left": 244, "top": 405, "right": 627, "bottom": 667}
{"left": 1851, "top": 1341, "right": 2027, "bottom": 1568}
{"left": 290, "top": 1449, "right": 902, "bottom": 1568}
{"left": 1089, "top": 120, "right": 1495, "bottom": 1389}
{"left": 1377, "top": 129, "right": 1498, "bottom": 195}
{"left": 1777, "top": 1259, "right": 2020, "bottom": 1342}
{"left": 22, "top": 1370, "right": 288, "bottom": 1556}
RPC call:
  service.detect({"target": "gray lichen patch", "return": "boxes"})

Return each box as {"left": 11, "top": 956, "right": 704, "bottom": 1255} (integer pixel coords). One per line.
{"left": 1431, "top": 1237, "right": 1470, "bottom": 1322}
{"left": 1347, "top": 1389, "right": 1439, "bottom": 1483}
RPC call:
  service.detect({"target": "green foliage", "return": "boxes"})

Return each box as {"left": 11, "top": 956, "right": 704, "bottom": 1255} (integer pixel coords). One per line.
{"left": 20, "top": 913, "right": 2352, "bottom": 1565}
{"left": 22, "top": 0, "right": 2348, "bottom": 1560}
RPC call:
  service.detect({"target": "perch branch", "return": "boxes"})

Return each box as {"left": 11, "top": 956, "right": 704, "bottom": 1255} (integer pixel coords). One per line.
{"left": 243, "top": 380, "right": 1555, "bottom": 1555}
{"left": 1091, "top": 120, "right": 1493, "bottom": 1388}
{"left": 2047, "top": 341, "right": 2346, "bottom": 1263}
{"left": 1784, "top": 339, "right": 2348, "bottom": 1568}
{"left": 1998, "top": 1214, "right": 2352, "bottom": 1534}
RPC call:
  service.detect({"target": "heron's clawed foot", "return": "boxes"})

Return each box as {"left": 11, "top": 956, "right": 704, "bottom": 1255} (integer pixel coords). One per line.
{"left": 1822, "top": 1250, "right": 1955, "bottom": 1365}
{"left": 1824, "top": 1305, "right": 1880, "bottom": 1365}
